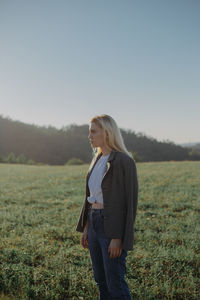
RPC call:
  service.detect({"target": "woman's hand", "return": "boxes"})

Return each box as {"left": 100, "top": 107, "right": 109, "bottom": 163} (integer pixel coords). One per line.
{"left": 80, "top": 229, "right": 88, "bottom": 248}
{"left": 108, "top": 239, "right": 122, "bottom": 258}
{"left": 80, "top": 220, "right": 88, "bottom": 249}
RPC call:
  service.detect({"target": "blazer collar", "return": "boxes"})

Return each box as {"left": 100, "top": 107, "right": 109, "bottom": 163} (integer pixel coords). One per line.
{"left": 97, "top": 149, "right": 117, "bottom": 162}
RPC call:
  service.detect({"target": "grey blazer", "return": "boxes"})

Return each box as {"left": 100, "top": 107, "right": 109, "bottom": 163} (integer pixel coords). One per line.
{"left": 76, "top": 150, "right": 138, "bottom": 251}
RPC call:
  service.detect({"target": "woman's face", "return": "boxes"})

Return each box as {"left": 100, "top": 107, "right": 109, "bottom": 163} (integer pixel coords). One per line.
{"left": 88, "top": 122, "right": 105, "bottom": 148}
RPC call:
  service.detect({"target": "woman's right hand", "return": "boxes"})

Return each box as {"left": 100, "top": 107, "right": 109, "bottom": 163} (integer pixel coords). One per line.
{"left": 80, "top": 230, "right": 88, "bottom": 248}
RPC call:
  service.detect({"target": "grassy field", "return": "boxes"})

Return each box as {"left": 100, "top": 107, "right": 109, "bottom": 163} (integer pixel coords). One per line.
{"left": 0, "top": 161, "right": 199, "bottom": 300}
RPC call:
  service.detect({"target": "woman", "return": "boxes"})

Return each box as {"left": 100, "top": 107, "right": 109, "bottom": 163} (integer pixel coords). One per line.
{"left": 76, "top": 114, "right": 138, "bottom": 300}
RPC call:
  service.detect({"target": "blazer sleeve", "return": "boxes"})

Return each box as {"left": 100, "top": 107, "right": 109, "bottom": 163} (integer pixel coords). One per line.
{"left": 122, "top": 157, "right": 138, "bottom": 249}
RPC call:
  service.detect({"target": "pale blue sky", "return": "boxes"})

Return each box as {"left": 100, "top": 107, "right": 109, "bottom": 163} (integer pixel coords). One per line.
{"left": 0, "top": 0, "right": 199, "bottom": 144}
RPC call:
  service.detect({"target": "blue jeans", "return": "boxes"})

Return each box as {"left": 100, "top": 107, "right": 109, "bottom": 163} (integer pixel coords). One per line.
{"left": 88, "top": 208, "right": 132, "bottom": 300}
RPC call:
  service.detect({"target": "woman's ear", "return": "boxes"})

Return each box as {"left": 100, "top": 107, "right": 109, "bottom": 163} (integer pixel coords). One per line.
{"left": 105, "top": 130, "right": 108, "bottom": 138}
{"left": 105, "top": 130, "right": 109, "bottom": 142}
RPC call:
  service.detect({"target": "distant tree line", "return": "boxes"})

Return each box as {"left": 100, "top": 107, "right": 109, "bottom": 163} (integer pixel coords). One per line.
{"left": 0, "top": 115, "right": 199, "bottom": 165}
{"left": 0, "top": 152, "right": 35, "bottom": 165}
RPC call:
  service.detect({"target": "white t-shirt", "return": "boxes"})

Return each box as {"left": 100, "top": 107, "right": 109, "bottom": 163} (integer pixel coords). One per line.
{"left": 87, "top": 154, "right": 110, "bottom": 204}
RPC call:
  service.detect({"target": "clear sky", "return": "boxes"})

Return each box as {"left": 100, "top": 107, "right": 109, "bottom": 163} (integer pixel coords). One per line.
{"left": 0, "top": 0, "right": 199, "bottom": 144}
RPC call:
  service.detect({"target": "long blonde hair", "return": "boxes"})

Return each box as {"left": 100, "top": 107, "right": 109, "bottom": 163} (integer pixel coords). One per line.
{"left": 90, "top": 114, "right": 132, "bottom": 158}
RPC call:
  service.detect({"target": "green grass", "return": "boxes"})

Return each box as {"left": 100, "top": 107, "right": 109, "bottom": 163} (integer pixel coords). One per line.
{"left": 0, "top": 161, "right": 199, "bottom": 299}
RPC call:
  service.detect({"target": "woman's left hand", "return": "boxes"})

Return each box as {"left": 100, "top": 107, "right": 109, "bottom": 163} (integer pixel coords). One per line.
{"left": 108, "top": 239, "right": 122, "bottom": 258}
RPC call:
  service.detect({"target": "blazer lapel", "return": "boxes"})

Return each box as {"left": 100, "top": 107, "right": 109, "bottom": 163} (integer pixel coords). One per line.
{"left": 86, "top": 152, "right": 102, "bottom": 182}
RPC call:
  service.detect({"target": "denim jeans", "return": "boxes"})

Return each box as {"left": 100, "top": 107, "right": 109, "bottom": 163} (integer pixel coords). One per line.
{"left": 88, "top": 208, "right": 132, "bottom": 300}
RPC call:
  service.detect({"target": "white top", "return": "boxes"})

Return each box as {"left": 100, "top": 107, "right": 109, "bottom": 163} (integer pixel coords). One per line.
{"left": 87, "top": 154, "right": 110, "bottom": 204}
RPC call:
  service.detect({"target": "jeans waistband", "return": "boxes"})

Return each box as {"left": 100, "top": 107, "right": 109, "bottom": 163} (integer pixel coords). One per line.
{"left": 88, "top": 207, "right": 104, "bottom": 215}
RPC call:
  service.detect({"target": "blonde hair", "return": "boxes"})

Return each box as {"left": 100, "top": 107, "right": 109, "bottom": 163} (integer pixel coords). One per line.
{"left": 90, "top": 114, "right": 132, "bottom": 158}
